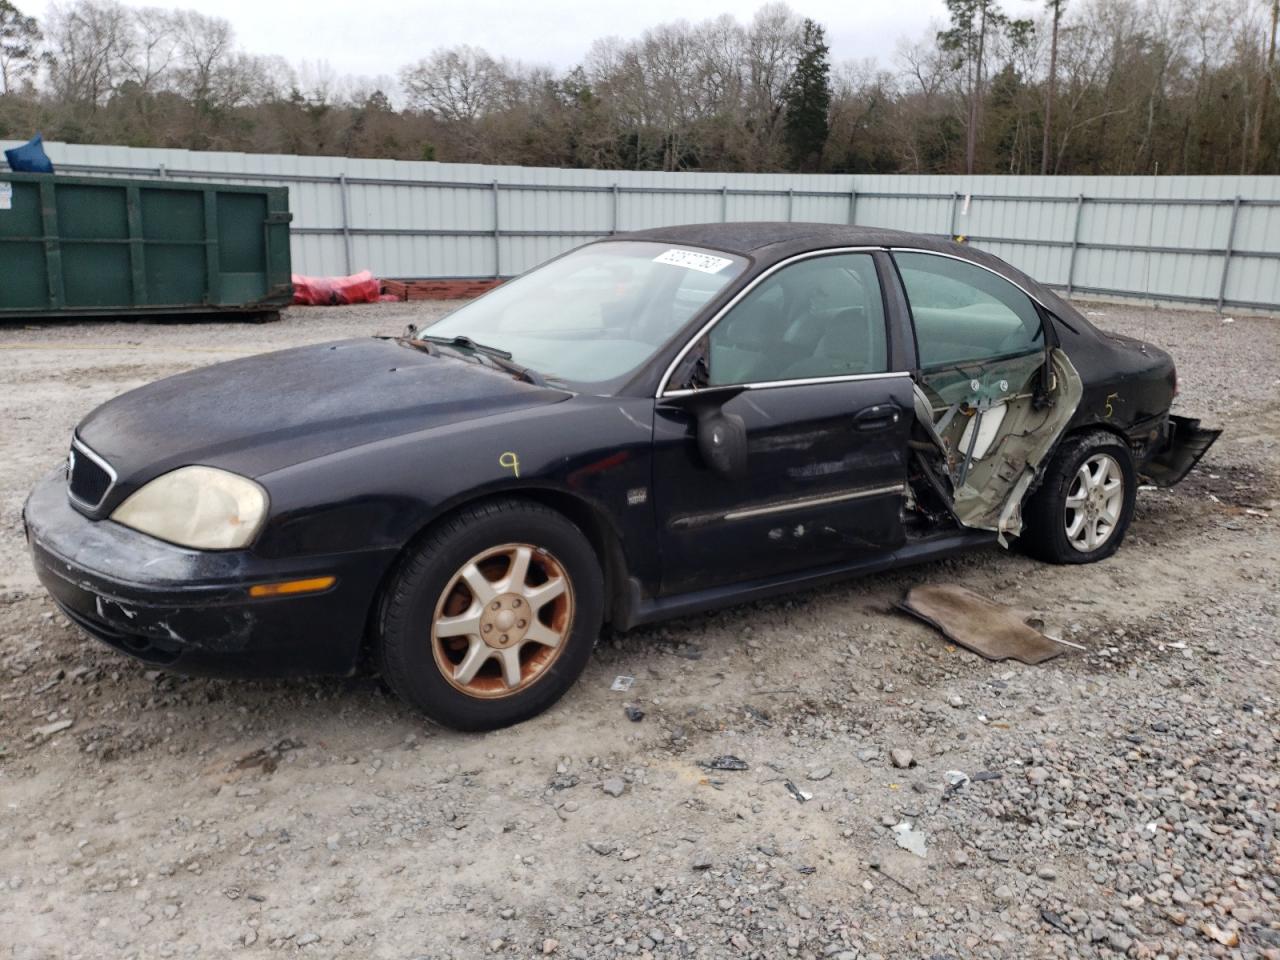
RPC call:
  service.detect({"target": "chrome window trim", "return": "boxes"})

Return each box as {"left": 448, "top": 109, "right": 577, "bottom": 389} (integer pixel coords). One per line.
{"left": 661, "top": 370, "right": 909, "bottom": 399}
{"left": 655, "top": 245, "right": 885, "bottom": 397}
{"left": 888, "top": 247, "right": 1053, "bottom": 315}
{"left": 67, "top": 436, "right": 118, "bottom": 511}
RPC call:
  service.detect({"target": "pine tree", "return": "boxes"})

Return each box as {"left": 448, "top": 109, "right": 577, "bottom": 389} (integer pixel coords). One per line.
{"left": 783, "top": 19, "right": 832, "bottom": 172}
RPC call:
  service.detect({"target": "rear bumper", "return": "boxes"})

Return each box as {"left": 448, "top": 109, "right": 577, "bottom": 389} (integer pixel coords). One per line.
{"left": 23, "top": 468, "right": 395, "bottom": 678}
{"left": 1139, "top": 414, "right": 1222, "bottom": 487}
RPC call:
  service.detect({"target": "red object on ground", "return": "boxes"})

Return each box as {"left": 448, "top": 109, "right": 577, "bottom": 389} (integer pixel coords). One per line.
{"left": 291, "top": 270, "right": 382, "bottom": 305}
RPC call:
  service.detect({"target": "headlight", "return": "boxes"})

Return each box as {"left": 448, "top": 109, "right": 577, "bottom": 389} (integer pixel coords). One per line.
{"left": 111, "top": 466, "right": 268, "bottom": 550}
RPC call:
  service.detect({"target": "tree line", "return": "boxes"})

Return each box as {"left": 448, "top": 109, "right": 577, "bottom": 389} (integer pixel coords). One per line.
{"left": 1, "top": 0, "right": 1277, "bottom": 176}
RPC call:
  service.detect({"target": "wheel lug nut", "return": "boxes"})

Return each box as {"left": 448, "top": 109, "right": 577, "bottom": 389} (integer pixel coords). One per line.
{"left": 512, "top": 598, "right": 521, "bottom": 607}
{"left": 482, "top": 624, "right": 491, "bottom": 633}
{"left": 500, "top": 634, "right": 508, "bottom": 643}
{"left": 491, "top": 601, "right": 500, "bottom": 610}
{"left": 517, "top": 620, "right": 526, "bottom": 628}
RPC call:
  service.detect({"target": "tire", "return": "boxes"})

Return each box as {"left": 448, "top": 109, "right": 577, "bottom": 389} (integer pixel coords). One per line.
{"left": 1021, "top": 430, "right": 1137, "bottom": 564}
{"left": 378, "top": 499, "right": 603, "bottom": 731}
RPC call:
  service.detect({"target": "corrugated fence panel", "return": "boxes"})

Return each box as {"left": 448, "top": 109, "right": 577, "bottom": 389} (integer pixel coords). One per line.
{"left": 4, "top": 140, "right": 1278, "bottom": 310}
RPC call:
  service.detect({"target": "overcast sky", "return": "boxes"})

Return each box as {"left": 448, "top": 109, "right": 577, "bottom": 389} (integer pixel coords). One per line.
{"left": 37, "top": 0, "right": 1043, "bottom": 84}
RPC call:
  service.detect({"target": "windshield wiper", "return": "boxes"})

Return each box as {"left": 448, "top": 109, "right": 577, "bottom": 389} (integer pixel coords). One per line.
{"left": 411, "top": 334, "right": 548, "bottom": 386}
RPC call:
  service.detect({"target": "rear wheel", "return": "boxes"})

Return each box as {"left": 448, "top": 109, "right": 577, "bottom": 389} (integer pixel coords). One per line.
{"left": 378, "top": 500, "right": 603, "bottom": 730}
{"left": 1022, "top": 431, "right": 1136, "bottom": 564}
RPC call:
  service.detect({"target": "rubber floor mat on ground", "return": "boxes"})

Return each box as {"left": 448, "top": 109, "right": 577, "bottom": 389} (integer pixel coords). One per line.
{"left": 898, "top": 584, "right": 1066, "bottom": 664}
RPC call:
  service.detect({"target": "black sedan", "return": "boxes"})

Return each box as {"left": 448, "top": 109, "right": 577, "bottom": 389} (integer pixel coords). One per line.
{"left": 24, "top": 224, "right": 1219, "bottom": 730}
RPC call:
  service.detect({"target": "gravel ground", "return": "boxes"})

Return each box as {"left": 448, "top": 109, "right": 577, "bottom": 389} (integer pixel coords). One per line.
{"left": 1, "top": 300, "right": 1277, "bottom": 960}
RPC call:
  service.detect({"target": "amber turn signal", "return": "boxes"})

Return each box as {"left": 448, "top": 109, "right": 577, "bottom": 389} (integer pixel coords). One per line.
{"left": 248, "top": 576, "right": 336, "bottom": 598}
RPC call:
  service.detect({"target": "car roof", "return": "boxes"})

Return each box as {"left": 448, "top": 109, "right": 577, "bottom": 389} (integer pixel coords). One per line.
{"left": 619, "top": 221, "right": 1085, "bottom": 324}
{"left": 624, "top": 221, "right": 932, "bottom": 255}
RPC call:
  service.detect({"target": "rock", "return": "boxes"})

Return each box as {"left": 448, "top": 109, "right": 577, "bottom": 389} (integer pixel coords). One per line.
{"left": 1026, "top": 766, "right": 1049, "bottom": 786}
{"left": 619, "top": 848, "right": 640, "bottom": 861}
{"left": 602, "top": 778, "right": 626, "bottom": 797}
{"left": 542, "top": 939, "right": 559, "bottom": 955}
{"left": 691, "top": 852, "right": 713, "bottom": 870}
{"left": 1036, "top": 865, "right": 1057, "bottom": 880}
{"left": 946, "top": 694, "right": 965, "bottom": 708}
{"left": 994, "top": 885, "right": 1014, "bottom": 901}
{"left": 807, "top": 766, "right": 832, "bottom": 781}
{"left": 890, "top": 749, "right": 914, "bottom": 769}
{"left": 296, "top": 933, "right": 320, "bottom": 946}
{"left": 33, "top": 719, "right": 73, "bottom": 737}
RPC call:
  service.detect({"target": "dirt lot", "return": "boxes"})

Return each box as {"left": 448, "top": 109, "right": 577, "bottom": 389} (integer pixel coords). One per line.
{"left": 1, "top": 301, "right": 1277, "bottom": 960}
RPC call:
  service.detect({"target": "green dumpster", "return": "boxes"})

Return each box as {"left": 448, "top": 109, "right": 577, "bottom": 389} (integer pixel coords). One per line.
{"left": 0, "top": 172, "right": 292, "bottom": 320}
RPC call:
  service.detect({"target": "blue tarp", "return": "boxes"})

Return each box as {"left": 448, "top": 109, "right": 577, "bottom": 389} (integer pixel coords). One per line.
{"left": 5, "top": 134, "right": 54, "bottom": 173}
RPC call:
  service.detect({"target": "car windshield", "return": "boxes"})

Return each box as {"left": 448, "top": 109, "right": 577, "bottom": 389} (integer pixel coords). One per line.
{"left": 425, "top": 240, "right": 747, "bottom": 389}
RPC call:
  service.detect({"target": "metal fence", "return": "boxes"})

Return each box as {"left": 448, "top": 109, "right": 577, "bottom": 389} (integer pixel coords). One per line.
{"left": 6, "top": 139, "right": 1280, "bottom": 312}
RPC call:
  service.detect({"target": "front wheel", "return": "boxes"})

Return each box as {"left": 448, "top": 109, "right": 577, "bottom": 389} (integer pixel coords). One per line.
{"left": 378, "top": 500, "right": 603, "bottom": 730}
{"left": 1022, "top": 431, "right": 1137, "bottom": 564}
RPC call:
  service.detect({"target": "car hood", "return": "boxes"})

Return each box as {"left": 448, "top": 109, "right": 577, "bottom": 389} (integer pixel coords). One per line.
{"left": 75, "top": 338, "right": 571, "bottom": 496}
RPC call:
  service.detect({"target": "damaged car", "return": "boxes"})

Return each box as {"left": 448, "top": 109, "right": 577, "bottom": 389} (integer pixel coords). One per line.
{"left": 24, "top": 224, "right": 1220, "bottom": 730}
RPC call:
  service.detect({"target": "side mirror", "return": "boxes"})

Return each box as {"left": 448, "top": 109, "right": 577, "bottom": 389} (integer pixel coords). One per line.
{"left": 660, "top": 385, "right": 748, "bottom": 479}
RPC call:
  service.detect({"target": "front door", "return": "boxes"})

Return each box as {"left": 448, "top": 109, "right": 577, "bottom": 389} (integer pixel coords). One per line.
{"left": 651, "top": 252, "right": 912, "bottom": 595}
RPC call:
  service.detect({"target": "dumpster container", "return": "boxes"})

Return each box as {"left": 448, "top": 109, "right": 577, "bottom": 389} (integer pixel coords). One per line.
{"left": 0, "top": 172, "right": 292, "bottom": 321}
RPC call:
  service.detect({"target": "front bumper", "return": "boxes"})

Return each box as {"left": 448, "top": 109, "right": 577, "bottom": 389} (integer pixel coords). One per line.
{"left": 23, "top": 468, "right": 395, "bottom": 678}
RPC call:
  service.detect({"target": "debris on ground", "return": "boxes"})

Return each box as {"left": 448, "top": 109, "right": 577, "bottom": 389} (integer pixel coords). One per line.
{"left": 891, "top": 821, "right": 927, "bottom": 858}
{"left": 232, "top": 737, "right": 303, "bottom": 774}
{"left": 698, "top": 755, "right": 749, "bottom": 771}
{"left": 897, "top": 583, "right": 1068, "bottom": 664}
{"left": 624, "top": 705, "right": 645, "bottom": 722}
{"left": 783, "top": 780, "right": 812, "bottom": 803}
{"left": 942, "top": 769, "right": 970, "bottom": 798}
{"left": 291, "top": 270, "right": 385, "bottom": 306}
{"left": 609, "top": 675, "right": 635, "bottom": 691}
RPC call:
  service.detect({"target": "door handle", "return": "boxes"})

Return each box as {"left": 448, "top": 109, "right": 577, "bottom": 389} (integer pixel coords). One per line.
{"left": 853, "top": 403, "right": 901, "bottom": 432}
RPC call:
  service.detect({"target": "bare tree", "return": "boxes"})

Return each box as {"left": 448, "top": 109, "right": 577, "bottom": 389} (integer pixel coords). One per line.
{"left": 0, "top": 0, "right": 39, "bottom": 94}
{"left": 401, "top": 46, "right": 508, "bottom": 124}
{"left": 45, "top": 0, "right": 135, "bottom": 106}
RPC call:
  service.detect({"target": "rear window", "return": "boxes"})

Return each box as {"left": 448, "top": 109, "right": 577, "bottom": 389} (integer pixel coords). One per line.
{"left": 895, "top": 252, "right": 1044, "bottom": 368}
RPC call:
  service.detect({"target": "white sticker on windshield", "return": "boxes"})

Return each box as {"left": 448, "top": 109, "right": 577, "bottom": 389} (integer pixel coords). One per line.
{"left": 0, "top": 183, "right": 11, "bottom": 211}
{"left": 654, "top": 248, "right": 733, "bottom": 274}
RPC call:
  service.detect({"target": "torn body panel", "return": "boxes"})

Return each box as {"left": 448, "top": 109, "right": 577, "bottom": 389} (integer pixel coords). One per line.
{"left": 1141, "top": 415, "right": 1223, "bottom": 487}
{"left": 909, "top": 349, "right": 1083, "bottom": 542}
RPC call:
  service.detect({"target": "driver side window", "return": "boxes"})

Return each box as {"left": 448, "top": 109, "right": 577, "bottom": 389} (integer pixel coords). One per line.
{"left": 707, "top": 253, "right": 888, "bottom": 386}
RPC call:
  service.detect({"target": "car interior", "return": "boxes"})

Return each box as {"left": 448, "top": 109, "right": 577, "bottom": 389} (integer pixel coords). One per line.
{"left": 707, "top": 253, "right": 888, "bottom": 385}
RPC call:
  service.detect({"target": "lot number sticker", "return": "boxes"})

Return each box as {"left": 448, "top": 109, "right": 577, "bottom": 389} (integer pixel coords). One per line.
{"left": 654, "top": 248, "right": 733, "bottom": 274}
{"left": 0, "top": 182, "right": 11, "bottom": 211}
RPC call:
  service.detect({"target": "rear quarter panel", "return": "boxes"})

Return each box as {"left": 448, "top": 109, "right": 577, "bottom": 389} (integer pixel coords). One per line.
{"left": 1053, "top": 316, "right": 1176, "bottom": 448}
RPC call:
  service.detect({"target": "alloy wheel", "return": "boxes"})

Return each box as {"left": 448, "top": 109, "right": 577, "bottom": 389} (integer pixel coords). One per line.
{"left": 430, "top": 543, "right": 574, "bottom": 698}
{"left": 1064, "top": 452, "right": 1125, "bottom": 553}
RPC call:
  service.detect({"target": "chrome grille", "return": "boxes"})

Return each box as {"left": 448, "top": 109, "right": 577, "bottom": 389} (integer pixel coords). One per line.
{"left": 67, "top": 439, "right": 115, "bottom": 509}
